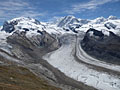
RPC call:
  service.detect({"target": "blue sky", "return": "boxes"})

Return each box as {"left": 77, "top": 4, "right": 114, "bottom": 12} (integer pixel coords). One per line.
{"left": 0, "top": 0, "right": 120, "bottom": 24}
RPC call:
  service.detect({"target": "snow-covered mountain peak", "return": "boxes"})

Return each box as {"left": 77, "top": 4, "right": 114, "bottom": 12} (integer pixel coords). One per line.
{"left": 57, "top": 15, "right": 79, "bottom": 27}
{"left": 1, "top": 15, "right": 120, "bottom": 37}
{"left": 107, "top": 15, "right": 118, "bottom": 20}
{"left": 2, "top": 17, "right": 45, "bottom": 33}
{"left": 87, "top": 28, "right": 110, "bottom": 37}
{"left": 92, "top": 17, "right": 106, "bottom": 24}
{"left": 1, "top": 17, "right": 75, "bottom": 37}
{"left": 65, "top": 15, "right": 76, "bottom": 19}
{"left": 8, "top": 17, "right": 40, "bottom": 25}
{"left": 1, "top": 17, "right": 48, "bottom": 38}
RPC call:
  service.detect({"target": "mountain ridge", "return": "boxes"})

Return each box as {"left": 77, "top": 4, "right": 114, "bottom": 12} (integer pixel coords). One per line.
{"left": 0, "top": 15, "right": 120, "bottom": 90}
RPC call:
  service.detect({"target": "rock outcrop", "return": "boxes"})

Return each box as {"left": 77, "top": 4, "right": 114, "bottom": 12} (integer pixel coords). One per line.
{"left": 7, "top": 30, "right": 60, "bottom": 63}
{"left": 81, "top": 28, "right": 120, "bottom": 64}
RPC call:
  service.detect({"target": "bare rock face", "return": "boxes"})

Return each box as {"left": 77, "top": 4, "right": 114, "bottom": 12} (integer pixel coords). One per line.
{"left": 7, "top": 30, "right": 60, "bottom": 63}
{"left": 104, "top": 22, "right": 117, "bottom": 29}
{"left": 1, "top": 21, "right": 18, "bottom": 33}
{"left": 81, "top": 28, "right": 120, "bottom": 64}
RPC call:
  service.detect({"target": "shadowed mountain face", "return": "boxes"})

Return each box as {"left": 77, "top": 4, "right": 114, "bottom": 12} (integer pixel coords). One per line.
{"left": 81, "top": 28, "right": 120, "bottom": 64}
{"left": 7, "top": 30, "right": 60, "bottom": 63}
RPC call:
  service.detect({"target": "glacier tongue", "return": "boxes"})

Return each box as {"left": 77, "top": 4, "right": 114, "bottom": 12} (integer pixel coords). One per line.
{"left": 43, "top": 34, "right": 120, "bottom": 90}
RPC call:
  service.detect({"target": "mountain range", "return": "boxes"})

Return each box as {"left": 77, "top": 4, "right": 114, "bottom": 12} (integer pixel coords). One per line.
{"left": 0, "top": 15, "right": 120, "bottom": 90}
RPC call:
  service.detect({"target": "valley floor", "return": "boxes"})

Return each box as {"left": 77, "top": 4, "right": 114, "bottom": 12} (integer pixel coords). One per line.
{"left": 43, "top": 34, "right": 120, "bottom": 90}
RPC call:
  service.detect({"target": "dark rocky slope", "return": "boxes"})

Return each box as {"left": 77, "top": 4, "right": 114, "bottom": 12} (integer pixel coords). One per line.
{"left": 7, "top": 30, "right": 60, "bottom": 63}
{"left": 81, "top": 28, "right": 120, "bottom": 64}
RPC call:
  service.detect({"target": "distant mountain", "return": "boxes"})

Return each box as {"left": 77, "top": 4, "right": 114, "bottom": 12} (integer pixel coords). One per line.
{"left": 1, "top": 15, "right": 120, "bottom": 35}
{"left": 108, "top": 15, "right": 118, "bottom": 20}
{"left": 52, "top": 15, "right": 120, "bottom": 34}
{"left": 57, "top": 15, "right": 79, "bottom": 27}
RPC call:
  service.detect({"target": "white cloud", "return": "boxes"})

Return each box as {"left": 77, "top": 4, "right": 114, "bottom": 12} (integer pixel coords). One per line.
{"left": 0, "top": 0, "right": 30, "bottom": 11}
{"left": 65, "top": 0, "right": 119, "bottom": 14}
{"left": 21, "top": 11, "right": 47, "bottom": 18}
{"left": 1, "top": 0, "right": 28, "bottom": 7}
{"left": 0, "top": 0, "right": 46, "bottom": 24}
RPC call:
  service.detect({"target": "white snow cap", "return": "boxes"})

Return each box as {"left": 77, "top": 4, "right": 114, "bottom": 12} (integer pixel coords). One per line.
{"left": 108, "top": 15, "right": 118, "bottom": 20}
{"left": 1, "top": 15, "right": 120, "bottom": 36}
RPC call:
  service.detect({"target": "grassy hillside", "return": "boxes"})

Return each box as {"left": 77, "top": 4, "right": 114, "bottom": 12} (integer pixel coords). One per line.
{"left": 0, "top": 65, "right": 61, "bottom": 90}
